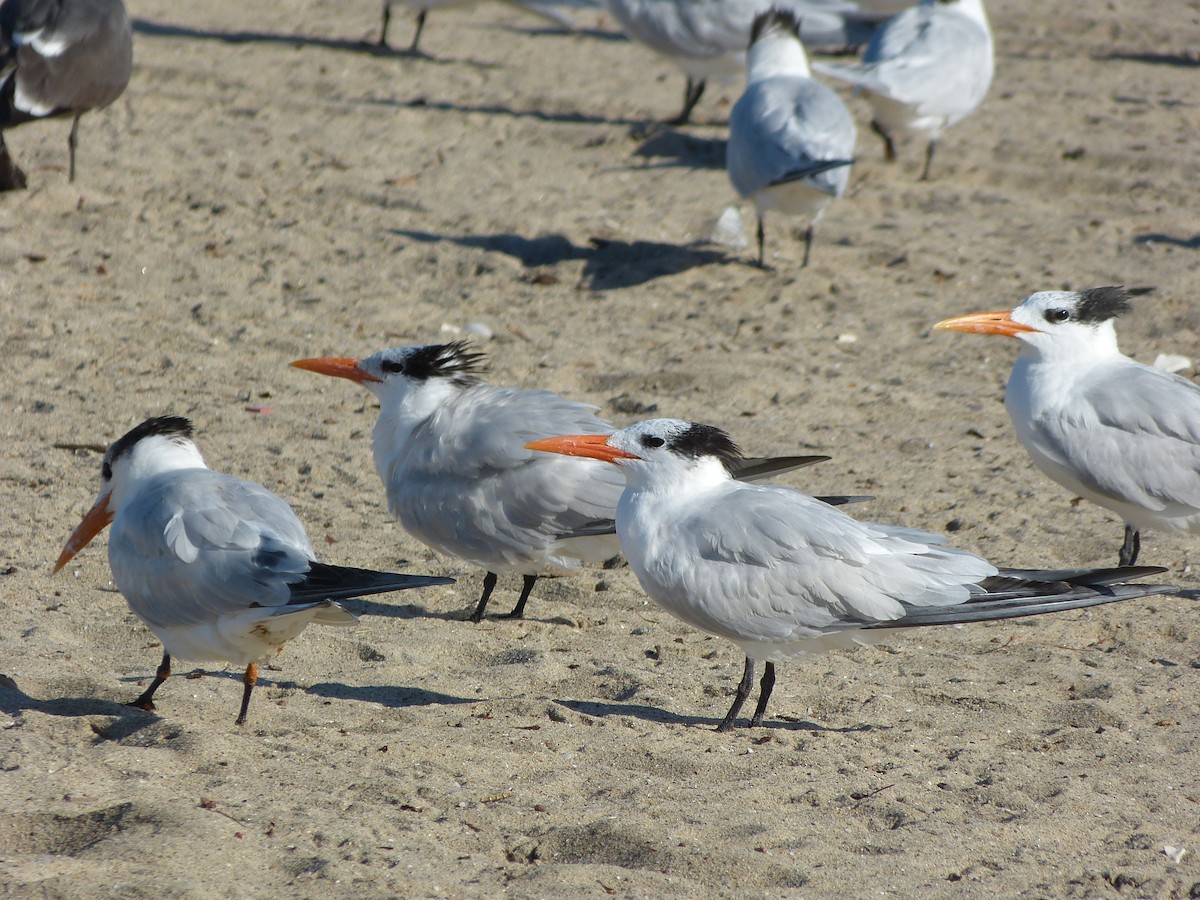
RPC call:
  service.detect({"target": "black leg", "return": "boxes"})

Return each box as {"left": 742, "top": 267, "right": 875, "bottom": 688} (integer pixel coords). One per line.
{"left": 503, "top": 574, "right": 538, "bottom": 619}
{"left": 756, "top": 217, "right": 766, "bottom": 268}
{"left": 717, "top": 656, "right": 755, "bottom": 732}
{"left": 409, "top": 9, "right": 427, "bottom": 54}
{"left": 749, "top": 662, "right": 776, "bottom": 727}
{"left": 1119, "top": 525, "right": 1140, "bottom": 567}
{"left": 921, "top": 138, "right": 936, "bottom": 181}
{"left": 871, "top": 120, "right": 896, "bottom": 163}
{"left": 669, "top": 77, "right": 706, "bottom": 126}
{"left": 800, "top": 224, "right": 814, "bottom": 268}
{"left": 379, "top": 0, "right": 392, "bottom": 46}
{"left": 129, "top": 651, "right": 171, "bottom": 712}
{"left": 0, "top": 133, "right": 28, "bottom": 191}
{"left": 235, "top": 662, "right": 257, "bottom": 726}
{"left": 67, "top": 113, "right": 82, "bottom": 183}
{"left": 470, "top": 571, "right": 499, "bottom": 622}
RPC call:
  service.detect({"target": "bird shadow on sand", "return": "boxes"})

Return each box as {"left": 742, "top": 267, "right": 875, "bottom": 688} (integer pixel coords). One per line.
{"left": 1133, "top": 233, "right": 1200, "bottom": 249}
{"left": 341, "top": 597, "right": 466, "bottom": 622}
{"left": 555, "top": 698, "right": 885, "bottom": 733}
{"left": 1092, "top": 51, "right": 1200, "bottom": 68}
{"left": 391, "top": 228, "right": 732, "bottom": 289}
{"left": 306, "top": 682, "right": 475, "bottom": 709}
{"left": 630, "top": 129, "right": 727, "bottom": 170}
{"left": 0, "top": 675, "right": 161, "bottom": 734}
{"left": 363, "top": 94, "right": 646, "bottom": 129}
{"left": 131, "top": 19, "right": 499, "bottom": 68}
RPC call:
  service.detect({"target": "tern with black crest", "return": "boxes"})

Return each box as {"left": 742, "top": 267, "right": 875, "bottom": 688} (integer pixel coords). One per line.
{"left": 528, "top": 419, "right": 1175, "bottom": 731}
{"left": 727, "top": 8, "right": 856, "bottom": 267}
{"left": 814, "top": 0, "right": 992, "bottom": 179}
{"left": 0, "top": 0, "right": 132, "bottom": 189}
{"left": 54, "top": 416, "right": 453, "bottom": 725}
{"left": 936, "top": 286, "right": 1200, "bottom": 567}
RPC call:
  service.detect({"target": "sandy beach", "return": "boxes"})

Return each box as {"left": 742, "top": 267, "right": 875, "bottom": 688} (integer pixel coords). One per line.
{"left": 1, "top": 0, "right": 1198, "bottom": 894}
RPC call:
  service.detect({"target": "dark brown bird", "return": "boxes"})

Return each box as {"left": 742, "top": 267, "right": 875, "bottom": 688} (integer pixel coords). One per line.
{"left": 0, "top": 0, "right": 131, "bottom": 190}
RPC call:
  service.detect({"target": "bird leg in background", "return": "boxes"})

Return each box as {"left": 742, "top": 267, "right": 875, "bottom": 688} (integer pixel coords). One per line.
{"left": 67, "top": 113, "right": 83, "bottom": 183}
{"left": 235, "top": 662, "right": 258, "bottom": 726}
{"left": 749, "top": 662, "right": 776, "bottom": 727}
{"left": 502, "top": 574, "right": 539, "bottom": 619}
{"left": 670, "top": 77, "right": 706, "bottom": 126}
{"left": 755, "top": 217, "right": 766, "bottom": 268}
{"left": 129, "top": 651, "right": 171, "bottom": 712}
{"left": 409, "top": 9, "right": 428, "bottom": 54}
{"left": 379, "top": 0, "right": 393, "bottom": 46}
{"left": 921, "top": 139, "right": 937, "bottom": 181}
{"left": 0, "top": 134, "right": 27, "bottom": 192}
{"left": 1120, "top": 525, "right": 1141, "bottom": 567}
{"left": 800, "top": 225, "right": 814, "bottom": 268}
{"left": 870, "top": 120, "right": 896, "bottom": 163}
{"left": 470, "top": 571, "right": 500, "bottom": 622}
{"left": 717, "top": 656, "right": 757, "bottom": 732}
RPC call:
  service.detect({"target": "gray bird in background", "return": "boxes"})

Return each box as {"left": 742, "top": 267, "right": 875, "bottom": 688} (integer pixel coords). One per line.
{"left": 726, "top": 8, "right": 856, "bottom": 267}
{"left": 0, "top": 0, "right": 132, "bottom": 189}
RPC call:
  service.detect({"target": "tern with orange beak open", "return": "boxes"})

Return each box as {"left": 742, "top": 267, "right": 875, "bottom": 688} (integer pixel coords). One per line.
{"left": 527, "top": 419, "right": 1175, "bottom": 731}
{"left": 54, "top": 416, "right": 453, "bottom": 725}
{"left": 936, "top": 286, "right": 1200, "bottom": 567}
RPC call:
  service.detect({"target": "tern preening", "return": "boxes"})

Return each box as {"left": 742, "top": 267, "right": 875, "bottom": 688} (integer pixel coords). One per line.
{"left": 54, "top": 416, "right": 454, "bottom": 725}
{"left": 726, "top": 8, "right": 855, "bottom": 267}
{"left": 814, "top": 0, "right": 992, "bottom": 180}
{"left": 527, "top": 419, "right": 1175, "bottom": 731}
{"left": 603, "top": 0, "right": 888, "bottom": 125}
{"left": 936, "top": 286, "right": 1200, "bottom": 568}
{"left": 0, "top": 0, "right": 132, "bottom": 190}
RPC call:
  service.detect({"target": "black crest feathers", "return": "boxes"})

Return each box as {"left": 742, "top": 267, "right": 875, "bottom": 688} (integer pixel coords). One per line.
{"left": 668, "top": 423, "right": 744, "bottom": 469}
{"left": 1074, "top": 286, "right": 1131, "bottom": 324}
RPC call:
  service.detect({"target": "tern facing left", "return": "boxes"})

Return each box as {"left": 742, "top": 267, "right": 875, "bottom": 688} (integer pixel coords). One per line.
{"left": 54, "top": 416, "right": 454, "bottom": 725}
{"left": 936, "top": 286, "right": 1200, "bottom": 568}
{"left": 528, "top": 419, "right": 1175, "bottom": 731}
{"left": 726, "top": 9, "right": 855, "bottom": 268}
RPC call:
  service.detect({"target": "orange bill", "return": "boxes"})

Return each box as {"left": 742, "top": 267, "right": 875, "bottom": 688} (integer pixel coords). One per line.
{"left": 54, "top": 497, "right": 114, "bottom": 573}
{"left": 934, "top": 310, "right": 1039, "bottom": 337}
{"left": 289, "top": 357, "right": 381, "bottom": 384}
{"left": 525, "top": 434, "right": 640, "bottom": 464}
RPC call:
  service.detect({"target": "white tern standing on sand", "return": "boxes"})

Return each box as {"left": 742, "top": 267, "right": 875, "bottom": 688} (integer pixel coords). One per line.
{"left": 54, "top": 416, "right": 454, "bottom": 725}
{"left": 527, "top": 419, "right": 1175, "bottom": 731}
{"left": 814, "top": 0, "right": 992, "bottom": 179}
{"left": 726, "top": 8, "right": 856, "bottom": 267}
{"left": 936, "top": 286, "right": 1200, "bottom": 567}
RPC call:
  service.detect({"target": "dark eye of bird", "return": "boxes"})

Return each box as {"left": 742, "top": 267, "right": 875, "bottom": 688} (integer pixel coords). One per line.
{"left": 641, "top": 435, "right": 665, "bottom": 448}
{"left": 381, "top": 360, "right": 405, "bottom": 374}
{"left": 1044, "top": 308, "right": 1072, "bottom": 324}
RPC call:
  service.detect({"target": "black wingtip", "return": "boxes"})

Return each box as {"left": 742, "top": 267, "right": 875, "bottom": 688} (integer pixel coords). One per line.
{"left": 291, "top": 562, "right": 454, "bottom": 603}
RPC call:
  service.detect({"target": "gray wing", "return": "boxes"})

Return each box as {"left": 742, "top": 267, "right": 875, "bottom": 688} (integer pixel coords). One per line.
{"left": 108, "top": 469, "right": 318, "bottom": 630}
{"left": 636, "top": 483, "right": 995, "bottom": 648}
{"left": 1026, "top": 364, "right": 1200, "bottom": 514}
{"left": 814, "top": 6, "right": 990, "bottom": 110}
{"left": 8, "top": 0, "right": 131, "bottom": 118}
{"left": 389, "top": 385, "right": 624, "bottom": 568}
{"left": 727, "top": 76, "right": 856, "bottom": 198}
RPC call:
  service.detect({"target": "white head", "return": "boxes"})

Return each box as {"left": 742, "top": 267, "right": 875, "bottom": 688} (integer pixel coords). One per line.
{"left": 746, "top": 8, "right": 810, "bottom": 80}
{"left": 292, "top": 341, "right": 486, "bottom": 411}
{"left": 526, "top": 418, "right": 743, "bottom": 489}
{"left": 55, "top": 415, "right": 207, "bottom": 571}
{"left": 935, "top": 286, "right": 1131, "bottom": 362}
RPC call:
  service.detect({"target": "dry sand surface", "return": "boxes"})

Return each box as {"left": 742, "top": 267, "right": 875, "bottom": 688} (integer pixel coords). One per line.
{"left": 1, "top": 0, "right": 1199, "bottom": 895}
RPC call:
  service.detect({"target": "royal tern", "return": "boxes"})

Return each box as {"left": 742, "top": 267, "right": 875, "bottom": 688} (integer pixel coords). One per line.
{"left": 0, "top": 0, "right": 132, "bottom": 189}
{"left": 527, "top": 419, "right": 1175, "bottom": 731}
{"left": 54, "top": 416, "right": 453, "bottom": 725}
{"left": 726, "top": 8, "right": 855, "bottom": 267}
{"left": 936, "top": 286, "right": 1200, "bottom": 568}
{"left": 814, "top": 0, "right": 992, "bottom": 180}
{"left": 603, "top": 0, "right": 888, "bottom": 124}
{"left": 291, "top": 342, "right": 627, "bottom": 622}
